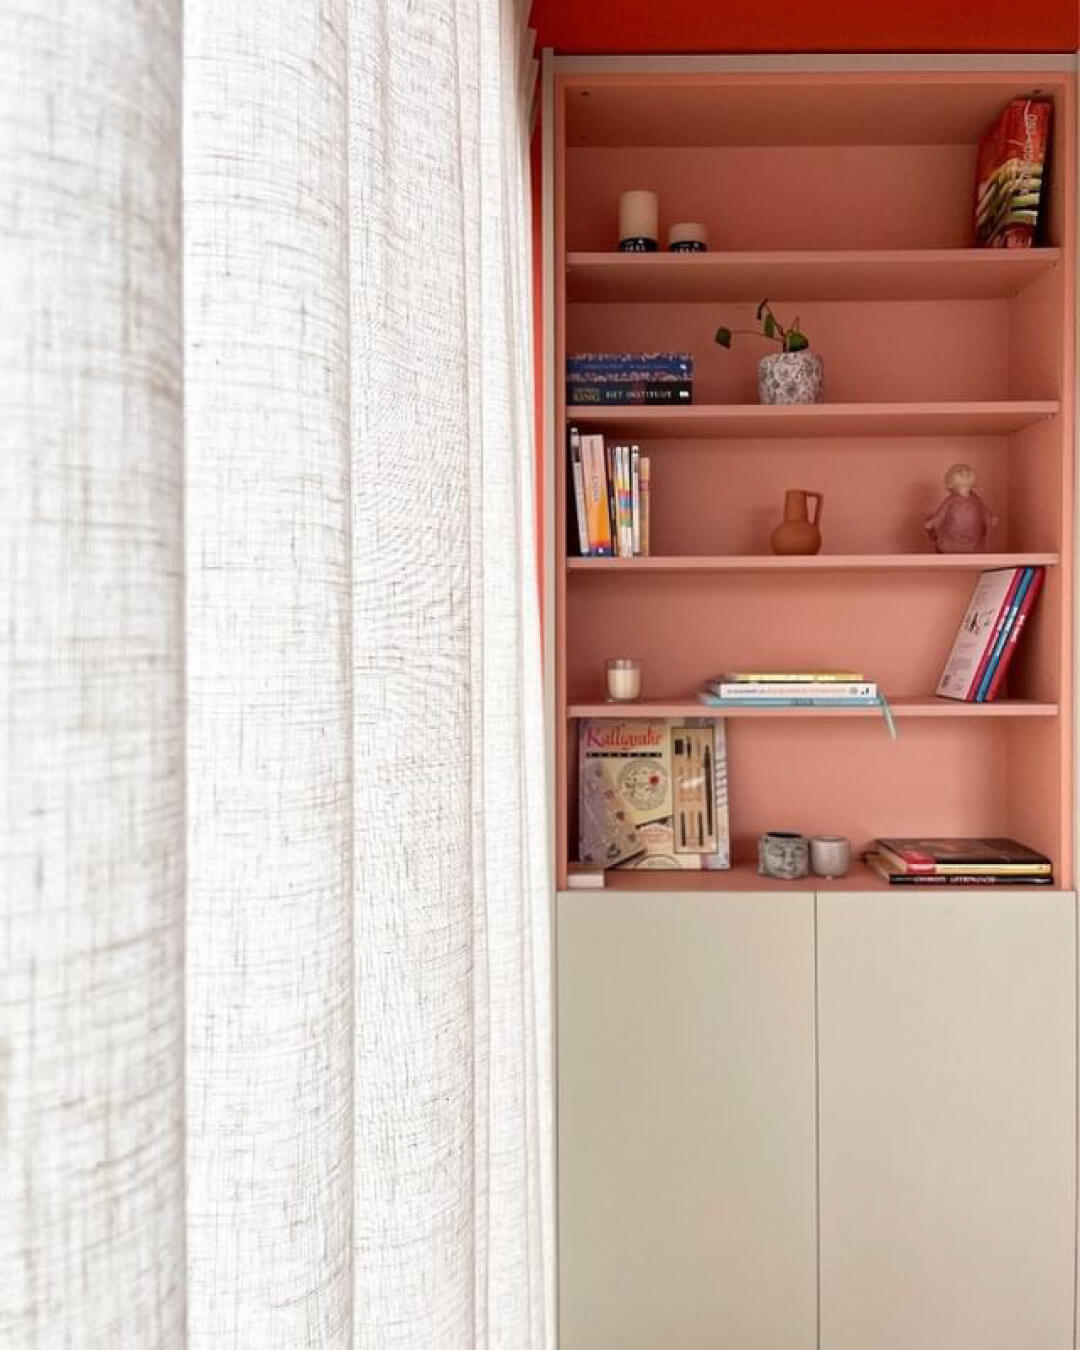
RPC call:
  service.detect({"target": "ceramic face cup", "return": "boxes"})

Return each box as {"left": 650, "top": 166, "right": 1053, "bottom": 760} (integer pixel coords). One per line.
{"left": 758, "top": 830, "right": 810, "bottom": 879}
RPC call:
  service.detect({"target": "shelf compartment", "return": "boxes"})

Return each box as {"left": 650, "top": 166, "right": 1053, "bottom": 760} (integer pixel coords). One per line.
{"left": 566, "top": 250, "right": 1062, "bottom": 304}
{"left": 566, "top": 402, "right": 1060, "bottom": 439}
{"left": 567, "top": 552, "right": 1058, "bottom": 573}
{"left": 571, "top": 861, "right": 1065, "bottom": 895}
{"left": 563, "top": 78, "right": 1069, "bottom": 150}
{"left": 566, "top": 698, "right": 1058, "bottom": 719}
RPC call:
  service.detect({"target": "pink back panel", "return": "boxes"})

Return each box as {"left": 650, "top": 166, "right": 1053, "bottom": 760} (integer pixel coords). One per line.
{"left": 563, "top": 76, "right": 1067, "bottom": 150}
{"left": 567, "top": 300, "right": 1009, "bottom": 404}
{"left": 567, "top": 146, "right": 979, "bottom": 252}
{"left": 567, "top": 569, "right": 1008, "bottom": 702}
{"left": 616, "top": 435, "right": 1014, "bottom": 558}
{"left": 565, "top": 715, "right": 1014, "bottom": 867}
{"left": 1007, "top": 719, "right": 1062, "bottom": 865}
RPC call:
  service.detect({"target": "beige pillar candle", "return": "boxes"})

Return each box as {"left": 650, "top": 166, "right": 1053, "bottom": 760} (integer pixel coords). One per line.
{"left": 668, "top": 221, "right": 708, "bottom": 252}
{"left": 618, "top": 190, "right": 659, "bottom": 250}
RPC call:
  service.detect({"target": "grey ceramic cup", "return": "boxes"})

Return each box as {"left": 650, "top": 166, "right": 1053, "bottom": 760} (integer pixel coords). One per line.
{"left": 810, "top": 835, "right": 851, "bottom": 877}
{"left": 758, "top": 830, "right": 810, "bottom": 880}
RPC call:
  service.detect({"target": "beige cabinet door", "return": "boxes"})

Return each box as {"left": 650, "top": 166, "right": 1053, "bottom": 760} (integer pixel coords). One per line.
{"left": 557, "top": 890, "right": 817, "bottom": 1350}
{"left": 818, "top": 891, "right": 1076, "bottom": 1350}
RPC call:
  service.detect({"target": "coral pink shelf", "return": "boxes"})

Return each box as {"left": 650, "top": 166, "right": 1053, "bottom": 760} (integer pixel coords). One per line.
{"left": 566, "top": 249, "right": 1062, "bottom": 304}
{"left": 567, "top": 401, "right": 1059, "bottom": 438}
{"left": 577, "top": 862, "right": 1067, "bottom": 895}
{"left": 566, "top": 698, "right": 1058, "bottom": 719}
{"left": 567, "top": 552, "right": 1058, "bottom": 573}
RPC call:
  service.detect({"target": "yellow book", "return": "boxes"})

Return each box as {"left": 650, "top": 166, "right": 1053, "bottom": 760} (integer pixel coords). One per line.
{"left": 639, "top": 454, "right": 650, "bottom": 556}
{"left": 725, "top": 670, "right": 864, "bottom": 683}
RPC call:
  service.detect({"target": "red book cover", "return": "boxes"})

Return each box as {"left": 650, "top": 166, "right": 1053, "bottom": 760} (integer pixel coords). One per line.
{"left": 974, "top": 96, "right": 1052, "bottom": 248}
{"left": 983, "top": 565, "right": 1045, "bottom": 701}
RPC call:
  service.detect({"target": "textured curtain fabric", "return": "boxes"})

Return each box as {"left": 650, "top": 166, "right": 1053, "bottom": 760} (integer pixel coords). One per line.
{"left": 3, "top": 0, "right": 552, "bottom": 1346}
{"left": 1, "top": 4, "right": 187, "bottom": 1344}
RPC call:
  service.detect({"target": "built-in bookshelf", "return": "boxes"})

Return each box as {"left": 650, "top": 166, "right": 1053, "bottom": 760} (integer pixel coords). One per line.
{"left": 551, "top": 69, "right": 1075, "bottom": 891}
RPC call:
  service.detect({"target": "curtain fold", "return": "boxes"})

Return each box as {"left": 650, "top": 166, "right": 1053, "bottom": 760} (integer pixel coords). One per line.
{"left": 4, "top": 0, "right": 552, "bottom": 1346}
{"left": 350, "top": 1, "right": 551, "bottom": 1345}
{"left": 1, "top": 4, "right": 187, "bottom": 1345}
{"left": 183, "top": 4, "right": 356, "bottom": 1346}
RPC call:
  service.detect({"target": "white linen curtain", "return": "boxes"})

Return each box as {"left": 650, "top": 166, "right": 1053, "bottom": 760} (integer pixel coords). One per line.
{"left": 1, "top": 0, "right": 552, "bottom": 1346}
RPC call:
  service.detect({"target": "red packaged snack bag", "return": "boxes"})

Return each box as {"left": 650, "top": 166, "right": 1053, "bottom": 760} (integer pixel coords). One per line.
{"left": 974, "top": 96, "right": 1052, "bottom": 248}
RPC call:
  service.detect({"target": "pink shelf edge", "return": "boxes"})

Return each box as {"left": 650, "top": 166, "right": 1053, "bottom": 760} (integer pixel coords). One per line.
{"left": 566, "top": 698, "right": 1058, "bottom": 718}
{"left": 566, "top": 552, "right": 1059, "bottom": 571}
{"left": 564, "top": 400, "right": 1060, "bottom": 419}
{"left": 565, "top": 249, "right": 1063, "bottom": 301}
{"left": 566, "top": 248, "right": 1064, "bottom": 265}
{"left": 566, "top": 860, "right": 1067, "bottom": 895}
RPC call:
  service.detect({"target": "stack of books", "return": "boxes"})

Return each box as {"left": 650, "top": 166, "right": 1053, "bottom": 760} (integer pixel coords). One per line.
{"left": 866, "top": 837, "right": 1053, "bottom": 886}
{"left": 699, "top": 670, "right": 877, "bottom": 709}
{"left": 936, "top": 565, "right": 1045, "bottom": 702}
{"left": 569, "top": 426, "right": 650, "bottom": 557}
{"left": 566, "top": 351, "right": 693, "bottom": 405}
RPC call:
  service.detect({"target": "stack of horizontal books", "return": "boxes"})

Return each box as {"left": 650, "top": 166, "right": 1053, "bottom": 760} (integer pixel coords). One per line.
{"left": 866, "top": 837, "right": 1053, "bottom": 886}
{"left": 566, "top": 351, "right": 693, "bottom": 405}
{"left": 699, "top": 670, "right": 878, "bottom": 709}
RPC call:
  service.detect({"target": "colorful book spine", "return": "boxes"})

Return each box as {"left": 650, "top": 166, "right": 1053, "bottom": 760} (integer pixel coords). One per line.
{"left": 640, "top": 456, "right": 651, "bottom": 556}
{"left": 983, "top": 565, "right": 1045, "bottom": 701}
{"left": 631, "top": 446, "right": 641, "bottom": 556}
{"left": 620, "top": 445, "right": 634, "bottom": 557}
{"left": 605, "top": 441, "right": 617, "bottom": 546}
{"left": 582, "top": 434, "right": 612, "bottom": 556}
{"left": 612, "top": 445, "right": 622, "bottom": 557}
{"left": 699, "top": 694, "right": 878, "bottom": 708}
{"left": 866, "top": 855, "right": 1052, "bottom": 886}
{"left": 577, "top": 438, "right": 654, "bottom": 560}
{"left": 707, "top": 681, "right": 877, "bottom": 699}
{"left": 568, "top": 427, "right": 590, "bottom": 557}
{"left": 721, "top": 670, "right": 865, "bottom": 683}
{"left": 974, "top": 566, "right": 1035, "bottom": 701}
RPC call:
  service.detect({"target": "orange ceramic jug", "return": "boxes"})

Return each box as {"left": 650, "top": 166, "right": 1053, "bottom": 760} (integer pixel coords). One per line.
{"left": 771, "top": 489, "right": 823, "bottom": 555}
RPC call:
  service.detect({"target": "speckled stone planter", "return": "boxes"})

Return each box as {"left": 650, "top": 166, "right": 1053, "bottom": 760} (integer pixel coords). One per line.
{"left": 757, "top": 351, "right": 824, "bottom": 405}
{"left": 758, "top": 831, "right": 810, "bottom": 880}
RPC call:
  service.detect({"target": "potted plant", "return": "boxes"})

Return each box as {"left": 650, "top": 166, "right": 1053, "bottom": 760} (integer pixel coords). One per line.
{"left": 715, "top": 300, "right": 824, "bottom": 405}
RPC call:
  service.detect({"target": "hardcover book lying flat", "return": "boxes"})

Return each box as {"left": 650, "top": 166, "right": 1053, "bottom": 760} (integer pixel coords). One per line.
{"left": 865, "top": 853, "right": 1053, "bottom": 885}
{"left": 871, "top": 836, "right": 1052, "bottom": 882}
{"left": 578, "top": 718, "right": 730, "bottom": 870}
{"left": 566, "top": 351, "right": 694, "bottom": 405}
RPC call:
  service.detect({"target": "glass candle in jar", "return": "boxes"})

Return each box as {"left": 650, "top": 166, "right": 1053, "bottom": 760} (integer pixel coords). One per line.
{"left": 606, "top": 658, "right": 642, "bottom": 701}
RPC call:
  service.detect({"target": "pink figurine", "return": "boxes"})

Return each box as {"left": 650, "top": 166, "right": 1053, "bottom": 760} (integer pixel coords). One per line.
{"left": 924, "top": 463, "right": 997, "bottom": 553}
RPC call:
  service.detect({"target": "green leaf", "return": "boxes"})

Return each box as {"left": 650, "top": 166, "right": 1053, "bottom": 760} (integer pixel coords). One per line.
{"left": 756, "top": 298, "right": 769, "bottom": 321}
{"left": 714, "top": 326, "right": 732, "bottom": 348}
{"left": 763, "top": 312, "right": 776, "bottom": 339}
{"left": 785, "top": 330, "right": 809, "bottom": 352}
